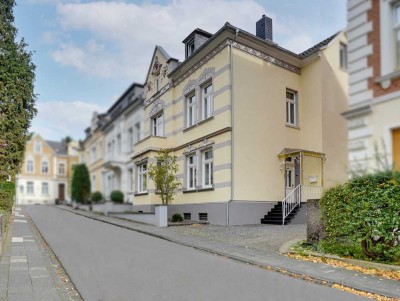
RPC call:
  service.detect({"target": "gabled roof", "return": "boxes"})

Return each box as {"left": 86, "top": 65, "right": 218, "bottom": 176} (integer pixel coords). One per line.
{"left": 46, "top": 140, "right": 68, "bottom": 155}
{"left": 298, "top": 32, "right": 340, "bottom": 59}
{"left": 144, "top": 45, "right": 178, "bottom": 84}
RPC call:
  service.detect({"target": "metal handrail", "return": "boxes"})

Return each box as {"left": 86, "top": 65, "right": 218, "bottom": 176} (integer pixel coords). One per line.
{"left": 282, "top": 184, "right": 301, "bottom": 225}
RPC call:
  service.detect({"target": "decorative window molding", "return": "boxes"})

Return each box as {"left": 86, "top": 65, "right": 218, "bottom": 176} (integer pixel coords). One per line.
{"left": 286, "top": 89, "right": 298, "bottom": 127}
{"left": 41, "top": 158, "right": 49, "bottom": 174}
{"left": 136, "top": 162, "right": 148, "bottom": 193}
{"left": 58, "top": 162, "right": 66, "bottom": 175}
{"left": 26, "top": 158, "right": 34, "bottom": 173}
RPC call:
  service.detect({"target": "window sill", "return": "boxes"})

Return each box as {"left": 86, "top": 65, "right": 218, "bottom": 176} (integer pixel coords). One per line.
{"left": 182, "top": 186, "right": 214, "bottom": 193}
{"left": 183, "top": 116, "right": 214, "bottom": 133}
{"left": 375, "top": 70, "right": 400, "bottom": 84}
{"left": 285, "top": 123, "right": 300, "bottom": 130}
{"left": 134, "top": 191, "right": 149, "bottom": 196}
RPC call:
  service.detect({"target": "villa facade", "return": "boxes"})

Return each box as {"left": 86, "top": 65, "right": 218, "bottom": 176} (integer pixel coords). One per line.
{"left": 131, "top": 16, "right": 348, "bottom": 225}
{"left": 16, "top": 134, "right": 79, "bottom": 205}
{"left": 344, "top": 0, "right": 400, "bottom": 173}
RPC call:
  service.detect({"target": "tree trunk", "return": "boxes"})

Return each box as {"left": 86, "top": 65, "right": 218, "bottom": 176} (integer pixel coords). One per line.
{"left": 361, "top": 239, "right": 377, "bottom": 259}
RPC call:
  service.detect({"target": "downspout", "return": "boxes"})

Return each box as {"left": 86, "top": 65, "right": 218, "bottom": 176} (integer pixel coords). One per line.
{"left": 226, "top": 28, "right": 239, "bottom": 226}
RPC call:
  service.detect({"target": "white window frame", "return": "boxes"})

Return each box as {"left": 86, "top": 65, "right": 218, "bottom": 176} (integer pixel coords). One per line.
{"left": 116, "top": 134, "right": 121, "bottom": 154}
{"left": 58, "top": 162, "right": 66, "bottom": 175}
{"left": 186, "top": 154, "right": 197, "bottom": 190}
{"left": 91, "top": 146, "right": 97, "bottom": 163}
{"left": 393, "top": 1, "right": 400, "bottom": 69}
{"left": 202, "top": 149, "right": 214, "bottom": 188}
{"left": 41, "top": 182, "right": 49, "bottom": 195}
{"left": 135, "top": 122, "right": 141, "bottom": 143}
{"left": 286, "top": 89, "right": 298, "bottom": 127}
{"left": 202, "top": 82, "right": 213, "bottom": 120}
{"left": 34, "top": 141, "right": 41, "bottom": 153}
{"left": 286, "top": 166, "right": 295, "bottom": 188}
{"left": 187, "top": 39, "right": 195, "bottom": 57}
{"left": 128, "top": 127, "right": 134, "bottom": 152}
{"left": 152, "top": 113, "right": 164, "bottom": 137}
{"left": 137, "top": 163, "right": 148, "bottom": 193}
{"left": 26, "top": 159, "right": 34, "bottom": 173}
{"left": 186, "top": 93, "right": 197, "bottom": 127}
{"left": 41, "top": 159, "right": 49, "bottom": 174}
{"left": 27, "top": 182, "right": 34, "bottom": 195}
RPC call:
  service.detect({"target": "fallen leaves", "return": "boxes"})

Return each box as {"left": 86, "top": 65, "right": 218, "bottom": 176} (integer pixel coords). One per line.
{"left": 332, "top": 284, "right": 398, "bottom": 301}
{"left": 287, "top": 253, "right": 400, "bottom": 281}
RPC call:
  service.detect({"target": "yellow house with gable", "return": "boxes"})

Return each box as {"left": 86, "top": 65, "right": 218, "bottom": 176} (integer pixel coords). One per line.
{"left": 132, "top": 16, "right": 348, "bottom": 225}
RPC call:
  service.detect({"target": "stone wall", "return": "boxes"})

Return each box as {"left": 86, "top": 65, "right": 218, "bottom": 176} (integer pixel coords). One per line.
{"left": 306, "top": 199, "right": 323, "bottom": 243}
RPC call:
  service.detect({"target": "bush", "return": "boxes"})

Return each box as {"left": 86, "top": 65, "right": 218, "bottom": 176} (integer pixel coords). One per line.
{"left": 171, "top": 213, "right": 183, "bottom": 223}
{"left": 110, "top": 190, "right": 124, "bottom": 203}
{"left": 91, "top": 191, "right": 103, "bottom": 203}
{"left": 321, "top": 171, "right": 400, "bottom": 262}
{"left": 0, "top": 182, "right": 15, "bottom": 212}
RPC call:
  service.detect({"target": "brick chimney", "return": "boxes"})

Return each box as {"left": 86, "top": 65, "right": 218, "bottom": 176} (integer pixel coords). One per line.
{"left": 256, "top": 15, "right": 273, "bottom": 41}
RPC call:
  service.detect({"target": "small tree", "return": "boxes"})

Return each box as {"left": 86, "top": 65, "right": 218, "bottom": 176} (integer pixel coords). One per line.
{"left": 148, "top": 149, "right": 181, "bottom": 205}
{"left": 71, "top": 164, "right": 91, "bottom": 203}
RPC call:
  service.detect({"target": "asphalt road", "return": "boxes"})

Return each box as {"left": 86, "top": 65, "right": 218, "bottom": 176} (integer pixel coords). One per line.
{"left": 26, "top": 206, "right": 367, "bottom": 301}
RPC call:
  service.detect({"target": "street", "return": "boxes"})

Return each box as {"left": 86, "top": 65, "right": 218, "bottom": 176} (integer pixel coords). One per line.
{"left": 25, "top": 206, "right": 367, "bottom": 301}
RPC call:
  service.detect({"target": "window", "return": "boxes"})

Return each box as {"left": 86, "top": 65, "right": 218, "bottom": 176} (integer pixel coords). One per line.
{"left": 184, "top": 213, "right": 191, "bottom": 220}
{"left": 202, "top": 83, "right": 213, "bottom": 119}
{"left": 19, "top": 185, "right": 24, "bottom": 194}
{"left": 41, "top": 182, "right": 49, "bottom": 195}
{"left": 152, "top": 114, "right": 164, "bottom": 136}
{"left": 117, "top": 134, "right": 121, "bottom": 154}
{"left": 202, "top": 150, "right": 214, "bottom": 187}
{"left": 187, "top": 154, "right": 197, "bottom": 190}
{"left": 91, "top": 146, "right": 97, "bottom": 163}
{"left": 186, "top": 93, "right": 197, "bottom": 127}
{"left": 286, "top": 166, "right": 294, "bottom": 188}
{"left": 286, "top": 90, "right": 298, "bottom": 126}
{"left": 26, "top": 159, "right": 34, "bottom": 173}
{"left": 27, "top": 182, "right": 34, "bottom": 194}
{"left": 135, "top": 122, "right": 141, "bottom": 142}
{"left": 34, "top": 141, "right": 41, "bottom": 153}
{"left": 128, "top": 128, "right": 134, "bottom": 152}
{"left": 41, "top": 160, "right": 49, "bottom": 174}
{"left": 137, "top": 163, "right": 148, "bottom": 193}
{"left": 394, "top": 2, "right": 400, "bottom": 68}
{"left": 58, "top": 163, "right": 66, "bottom": 175}
{"left": 339, "top": 43, "right": 347, "bottom": 69}
{"left": 92, "top": 175, "right": 96, "bottom": 192}
{"left": 156, "top": 75, "right": 160, "bottom": 91}
{"left": 186, "top": 39, "right": 195, "bottom": 57}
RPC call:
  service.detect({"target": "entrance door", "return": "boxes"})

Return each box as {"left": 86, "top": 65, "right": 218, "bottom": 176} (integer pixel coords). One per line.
{"left": 58, "top": 184, "right": 65, "bottom": 201}
{"left": 285, "top": 156, "right": 301, "bottom": 196}
{"left": 393, "top": 128, "right": 400, "bottom": 170}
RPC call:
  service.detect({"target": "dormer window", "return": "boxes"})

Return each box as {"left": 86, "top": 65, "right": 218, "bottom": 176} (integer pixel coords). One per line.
{"left": 186, "top": 39, "right": 195, "bottom": 58}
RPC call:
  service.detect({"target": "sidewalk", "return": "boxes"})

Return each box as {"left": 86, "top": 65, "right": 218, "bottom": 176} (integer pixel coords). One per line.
{"left": 0, "top": 207, "right": 80, "bottom": 301}
{"left": 57, "top": 205, "right": 400, "bottom": 300}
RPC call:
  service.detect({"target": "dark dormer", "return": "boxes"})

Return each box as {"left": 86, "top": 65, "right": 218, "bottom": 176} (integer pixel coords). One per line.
{"left": 182, "top": 28, "right": 213, "bottom": 59}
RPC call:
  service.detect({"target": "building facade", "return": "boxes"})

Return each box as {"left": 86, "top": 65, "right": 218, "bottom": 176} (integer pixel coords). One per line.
{"left": 132, "top": 16, "right": 348, "bottom": 225}
{"left": 345, "top": 0, "right": 400, "bottom": 173}
{"left": 16, "top": 134, "right": 79, "bottom": 205}
{"left": 81, "top": 83, "right": 144, "bottom": 203}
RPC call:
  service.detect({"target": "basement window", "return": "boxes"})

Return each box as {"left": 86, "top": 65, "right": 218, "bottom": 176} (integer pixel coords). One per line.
{"left": 198, "top": 213, "right": 208, "bottom": 221}
{"left": 183, "top": 213, "right": 191, "bottom": 220}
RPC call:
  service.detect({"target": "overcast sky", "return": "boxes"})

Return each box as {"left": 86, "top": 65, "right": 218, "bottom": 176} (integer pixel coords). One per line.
{"left": 15, "top": 0, "right": 347, "bottom": 141}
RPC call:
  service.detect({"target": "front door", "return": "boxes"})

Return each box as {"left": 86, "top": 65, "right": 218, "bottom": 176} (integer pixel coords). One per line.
{"left": 285, "top": 156, "right": 300, "bottom": 196}
{"left": 393, "top": 128, "right": 400, "bottom": 170}
{"left": 58, "top": 184, "right": 65, "bottom": 201}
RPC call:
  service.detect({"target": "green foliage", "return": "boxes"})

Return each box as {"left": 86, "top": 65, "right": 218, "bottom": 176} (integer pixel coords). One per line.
{"left": 0, "top": 0, "right": 37, "bottom": 181}
{"left": 71, "top": 164, "right": 91, "bottom": 203}
{"left": 0, "top": 181, "right": 14, "bottom": 212}
{"left": 148, "top": 149, "right": 181, "bottom": 205}
{"left": 171, "top": 213, "right": 183, "bottom": 223}
{"left": 321, "top": 171, "right": 400, "bottom": 262}
{"left": 110, "top": 190, "right": 124, "bottom": 203}
{"left": 90, "top": 191, "right": 103, "bottom": 203}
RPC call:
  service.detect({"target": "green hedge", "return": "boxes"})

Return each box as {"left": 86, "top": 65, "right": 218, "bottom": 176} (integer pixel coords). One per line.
{"left": 0, "top": 182, "right": 15, "bottom": 212}
{"left": 321, "top": 171, "right": 400, "bottom": 263}
{"left": 91, "top": 191, "right": 103, "bottom": 203}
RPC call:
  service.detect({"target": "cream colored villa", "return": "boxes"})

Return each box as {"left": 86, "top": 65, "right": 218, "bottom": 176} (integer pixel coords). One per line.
{"left": 131, "top": 16, "right": 349, "bottom": 225}
{"left": 16, "top": 134, "right": 79, "bottom": 205}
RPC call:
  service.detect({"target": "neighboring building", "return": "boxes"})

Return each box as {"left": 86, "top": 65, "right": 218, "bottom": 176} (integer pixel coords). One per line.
{"left": 132, "top": 16, "right": 348, "bottom": 225}
{"left": 344, "top": 0, "right": 400, "bottom": 174}
{"left": 81, "top": 83, "right": 144, "bottom": 203}
{"left": 16, "top": 134, "right": 79, "bottom": 205}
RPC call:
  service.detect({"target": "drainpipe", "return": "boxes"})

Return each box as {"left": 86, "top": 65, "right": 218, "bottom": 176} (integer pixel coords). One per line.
{"left": 227, "top": 28, "right": 239, "bottom": 226}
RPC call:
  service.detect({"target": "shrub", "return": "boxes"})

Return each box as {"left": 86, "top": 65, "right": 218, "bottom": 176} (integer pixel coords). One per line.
{"left": 0, "top": 182, "right": 15, "bottom": 211}
{"left": 91, "top": 191, "right": 103, "bottom": 203}
{"left": 321, "top": 172, "right": 400, "bottom": 262}
{"left": 110, "top": 190, "right": 124, "bottom": 203}
{"left": 71, "top": 164, "right": 91, "bottom": 203}
{"left": 171, "top": 213, "right": 183, "bottom": 223}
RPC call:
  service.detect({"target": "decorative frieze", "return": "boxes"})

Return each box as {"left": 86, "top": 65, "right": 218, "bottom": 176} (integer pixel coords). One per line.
{"left": 183, "top": 139, "right": 215, "bottom": 154}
